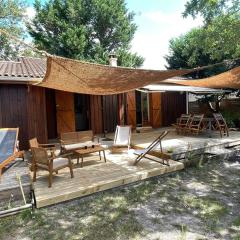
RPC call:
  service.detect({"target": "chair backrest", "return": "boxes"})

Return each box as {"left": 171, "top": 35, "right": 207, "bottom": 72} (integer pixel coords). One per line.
{"left": 29, "top": 138, "right": 39, "bottom": 148}
{"left": 114, "top": 125, "right": 131, "bottom": 146}
{"left": 0, "top": 128, "right": 19, "bottom": 164}
{"left": 179, "top": 114, "right": 191, "bottom": 126}
{"left": 31, "top": 147, "right": 49, "bottom": 165}
{"left": 189, "top": 114, "right": 204, "bottom": 128}
{"left": 213, "top": 113, "right": 227, "bottom": 126}
{"left": 61, "top": 130, "right": 93, "bottom": 144}
{"left": 144, "top": 131, "right": 169, "bottom": 154}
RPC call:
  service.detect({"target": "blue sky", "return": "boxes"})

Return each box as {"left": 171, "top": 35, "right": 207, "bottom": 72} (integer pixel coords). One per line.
{"left": 26, "top": 0, "right": 202, "bottom": 69}
{"left": 125, "top": 0, "right": 202, "bottom": 69}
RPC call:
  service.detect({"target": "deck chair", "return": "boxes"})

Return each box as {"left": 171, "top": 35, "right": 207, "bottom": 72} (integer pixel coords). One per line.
{"left": 172, "top": 114, "right": 191, "bottom": 134}
{"left": 0, "top": 128, "right": 24, "bottom": 178}
{"left": 31, "top": 146, "right": 74, "bottom": 188}
{"left": 113, "top": 125, "right": 131, "bottom": 151}
{"left": 133, "top": 131, "right": 169, "bottom": 166}
{"left": 185, "top": 114, "right": 204, "bottom": 135}
{"left": 213, "top": 113, "right": 229, "bottom": 138}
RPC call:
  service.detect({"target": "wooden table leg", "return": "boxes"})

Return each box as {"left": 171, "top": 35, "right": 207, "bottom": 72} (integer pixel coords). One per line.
{"left": 99, "top": 151, "right": 102, "bottom": 160}
{"left": 81, "top": 156, "right": 84, "bottom": 168}
{"left": 103, "top": 150, "right": 106, "bottom": 163}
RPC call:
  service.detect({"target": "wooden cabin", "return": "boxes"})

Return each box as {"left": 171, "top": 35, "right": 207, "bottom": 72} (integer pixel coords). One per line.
{"left": 0, "top": 57, "right": 186, "bottom": 149}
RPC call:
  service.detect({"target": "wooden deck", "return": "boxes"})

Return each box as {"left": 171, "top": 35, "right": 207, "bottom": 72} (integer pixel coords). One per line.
{"left": 33, "top": 153, "right": 183, "bottom": 208}
{"left": 30, "top": 128, "right": 240, "bottom": 208}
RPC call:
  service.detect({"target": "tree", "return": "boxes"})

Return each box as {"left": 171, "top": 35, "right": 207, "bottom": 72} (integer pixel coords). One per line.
{"left": 28, "top": 0, "right": 144, "bottom": 67}
{"left": 183, "top": 0, "right": 240, "bottom": 23}
{"left": 0, "top": 0, "right": 27, "bottom": 60}
{"left": 165, "top": 0, "right": 240, "bottom": 77}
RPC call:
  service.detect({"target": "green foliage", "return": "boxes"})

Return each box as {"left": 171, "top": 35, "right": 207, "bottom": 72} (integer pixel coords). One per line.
{"left": 0, "top": 0, "right": 27, "bottom": 60}
{"left": 183, "top": 0, "right": 240, "bottom": 23}
{"left": 166, "top": 0, "right": 240, "bottom": 77}
{"left": 28, "top": 0, "right": 144, "bottom": 67}
{"left": 221, "top": 110, "right": 240, "bottom": 128}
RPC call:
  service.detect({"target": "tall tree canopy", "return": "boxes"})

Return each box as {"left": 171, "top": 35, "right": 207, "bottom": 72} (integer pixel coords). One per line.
{"left": 28, "top": 0, "right": 144, "bottom": 67}
{"left": 165, "top": 0, "right": 240, "bottom": 77}
{"left": 183, "top": 0, "right": 240, "bottom": 23}
{"left": 0, "top": 0, "right": 27, "bottom": 60}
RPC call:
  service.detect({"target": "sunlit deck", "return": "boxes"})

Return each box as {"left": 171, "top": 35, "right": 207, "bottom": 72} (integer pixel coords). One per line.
{"left": 33, "top": 128, "right": 240, "bottom": 208}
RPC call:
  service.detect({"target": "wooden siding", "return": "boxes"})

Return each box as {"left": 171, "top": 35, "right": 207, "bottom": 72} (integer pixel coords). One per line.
{"left": 126, "top": 91, "right": 136, "bottom": 128}
{"left": 90, "top": 95, "right": 103, "bottom": 134}
{"left": 27, "top": 86, "right": 48, "bottom": 145}
{"left": 0, "top": 84, "right": 48, "bottom": 149}
{"left": 161, "top": 92, "right": 186, "bottom": 126}
{"left": 102, "top": 95, "right": 118, "bottom": 133}
{"left": 149, "top": 93, "right": 162, "bottom": 128}
{"left": 45, "top": 89, "right": 57, "bottom": 139}
{"left": 55, "top": 90, "right": 76, "bottom": 135}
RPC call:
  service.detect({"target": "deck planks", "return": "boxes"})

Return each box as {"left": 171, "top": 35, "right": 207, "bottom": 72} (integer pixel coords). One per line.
{"left": 33, "top": 154, "right": 184, "bottom": 208}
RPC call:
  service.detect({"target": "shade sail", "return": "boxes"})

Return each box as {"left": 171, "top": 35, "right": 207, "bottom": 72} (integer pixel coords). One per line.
{"left": 172, "top": 66, "right": 240, "bottom": 89}
{"left": 37, "top": 55, "right": 194, "bottom": 95}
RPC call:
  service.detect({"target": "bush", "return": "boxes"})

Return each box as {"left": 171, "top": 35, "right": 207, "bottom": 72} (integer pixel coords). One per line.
{"left": 221, "top": 111, "right": 240, "bottom": 128}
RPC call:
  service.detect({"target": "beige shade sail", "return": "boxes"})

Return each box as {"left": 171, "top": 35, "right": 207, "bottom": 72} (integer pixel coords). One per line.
{"left": 172, "top": 66, "right": 240, "bottom": 89}
{"left": 37, "top": 55, "right": 194, "bottom": 95}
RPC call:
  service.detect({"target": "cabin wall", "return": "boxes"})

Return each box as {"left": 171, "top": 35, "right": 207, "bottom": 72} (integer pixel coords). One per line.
{"left": 0, "top": 84, "right": 48, "bottom": 150}
{"left": 161, "top": 92, "right": 186, "bottom": 126}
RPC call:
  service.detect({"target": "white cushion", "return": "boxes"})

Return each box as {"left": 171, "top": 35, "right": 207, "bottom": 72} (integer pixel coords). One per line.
{"left": 53, "top": 157, "right": 69, "bottom": 169}
{"left": 63, "top": 141, "right": 97, "bottom": 151}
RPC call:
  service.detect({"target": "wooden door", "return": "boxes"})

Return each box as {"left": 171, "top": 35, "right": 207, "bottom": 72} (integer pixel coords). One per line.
{"left": 55, "top": 90, "right": 75, "bottom": 135}
{"left": 149, "top": 93, "right": 162, "bottom": 128}
{"left": 126, "top": 91, "right": 136, "bottom": 129}
{"left": 102, "top": 95, "right": 118, "bottom": 133}
{"left": 161, "top": 92, "right": 186, "bottom": 126}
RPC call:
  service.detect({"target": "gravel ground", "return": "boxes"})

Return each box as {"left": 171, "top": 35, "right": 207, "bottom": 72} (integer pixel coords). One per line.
{"left": 0, "top": 156, "right": 240, "bottom": 240}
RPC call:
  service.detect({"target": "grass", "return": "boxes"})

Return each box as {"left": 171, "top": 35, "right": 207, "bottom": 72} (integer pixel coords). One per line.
{"left": 0, "top": 157, "right": 240, "bottom": 239}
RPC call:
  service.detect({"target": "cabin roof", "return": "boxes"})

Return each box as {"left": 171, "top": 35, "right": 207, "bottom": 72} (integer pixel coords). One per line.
{"left": 0, "top": 57, "right": 46, "bottom": 82}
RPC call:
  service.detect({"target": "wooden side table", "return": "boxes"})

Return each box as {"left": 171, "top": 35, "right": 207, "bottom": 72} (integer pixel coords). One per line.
{"left": 74, "top": 145, "right": 106, "bottom": 167}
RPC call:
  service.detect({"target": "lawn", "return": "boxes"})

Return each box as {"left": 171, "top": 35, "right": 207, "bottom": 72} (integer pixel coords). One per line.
{"left": 0, "top": 157, "right": 240, "bottom": 240}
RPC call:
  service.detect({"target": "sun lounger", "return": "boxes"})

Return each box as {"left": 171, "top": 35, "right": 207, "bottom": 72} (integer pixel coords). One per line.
{"left": 0, "top": 128, "right": 24, "bottom": 178}
{"left": 113, "top": 125, "right": 131, "bottom": 151}
{"left": 133, "top": 131, "right": 169, "bottom": 165}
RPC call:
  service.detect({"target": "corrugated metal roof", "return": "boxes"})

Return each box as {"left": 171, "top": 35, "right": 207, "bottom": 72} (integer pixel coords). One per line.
{"left": 0, "top": 57, "right": 46, "bottom": 80}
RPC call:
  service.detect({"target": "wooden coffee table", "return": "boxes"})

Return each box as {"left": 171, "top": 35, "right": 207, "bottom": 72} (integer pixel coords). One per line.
{"left": 74, "top": 145, "right": 106, "bottom": 167}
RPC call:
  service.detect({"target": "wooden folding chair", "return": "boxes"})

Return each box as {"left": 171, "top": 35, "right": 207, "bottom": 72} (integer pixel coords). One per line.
{"left": 112, "top": 125, "right": 131, "bottom": 151}
{"left": 172, "top": 114, "right": 191, "bottom": 134}
{"left": 0, "top": 128, "right": 24, "bottom": 178}
{"left": 133, "top": 131, "right": 169, "bottom": 165}
{"left": 213, "top": 113, "right": 229, "bottom": 138}
{"left": 185, "top": 114, "right": 204, "bottom": 135}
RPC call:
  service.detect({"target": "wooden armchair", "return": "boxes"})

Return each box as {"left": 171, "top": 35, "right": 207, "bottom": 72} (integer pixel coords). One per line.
{"left": 31, "top": 147, "right": 74, "bottom": 187}
{"left": 185, "top": 114, "right": 204, "bottom": 135}
{"left": 29, "top": 138, "right": 60, "bottom": 157}
{"left": 172, "top": 114, "right": 191, "bottom": 134}
{"left": 213, "top": 113, "right": 229, "bottom": 138}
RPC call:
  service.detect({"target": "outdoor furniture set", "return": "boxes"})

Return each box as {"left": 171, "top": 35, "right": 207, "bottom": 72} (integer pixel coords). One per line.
{"left": 173, "top": 113, "right": 229, "bottom": 137}
{"left": 29, "top": 126, "right": 170, "bottom": 187}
